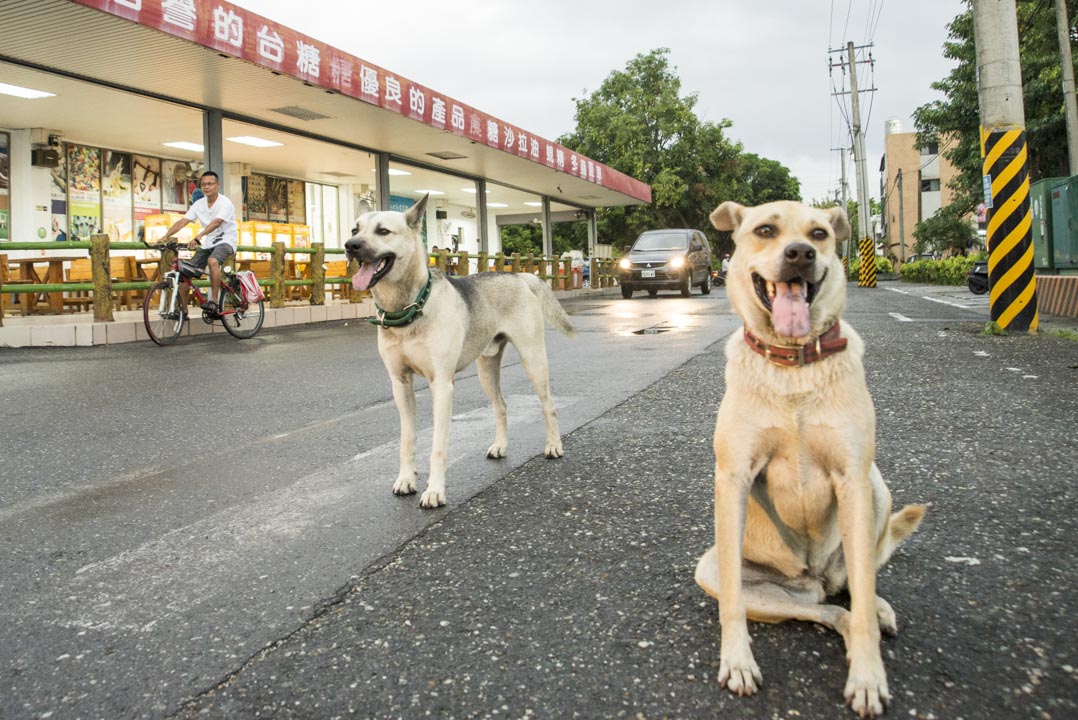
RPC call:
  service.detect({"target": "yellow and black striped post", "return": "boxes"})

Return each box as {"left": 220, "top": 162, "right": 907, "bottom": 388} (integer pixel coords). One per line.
{"left": 982, "top": 128, "right": 1037, "bottom": 331}
{"left": 857, "top": 238, "right": 876, "bottom": 287}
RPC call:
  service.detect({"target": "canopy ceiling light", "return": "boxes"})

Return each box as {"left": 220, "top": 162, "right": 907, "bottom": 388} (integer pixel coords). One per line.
{"left": 0, "top": 82, "right": 55, "bottom": 99}
{"left": 227, "top": 135, "right": 283, "bottom": 148}
{"left": 162, "top": 141, "right": 204, "bottom": 152}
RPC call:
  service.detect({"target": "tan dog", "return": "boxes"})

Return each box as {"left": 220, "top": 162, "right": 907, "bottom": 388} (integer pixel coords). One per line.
{"left": 695, "top": 200, "right": 925, "bottom": 717}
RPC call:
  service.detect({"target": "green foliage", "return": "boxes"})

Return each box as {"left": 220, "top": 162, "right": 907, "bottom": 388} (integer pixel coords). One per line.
{"left": 913, "top": 205, "right": 975, "bottom": 256}
{"left": 913, "top": 1, "right": 1078, "bottom": 213}
{"left": 500, "top": 224, "right": 542, "bottom": 256}
{"left": 846, "top": 255, "right": 894, "bottom": 280}
{"left": 500, "top": 221, "right": 579, "bottom": 257}
{"left": 559, "top": 49, "right": 800, "bottom": 252}
{"left": 898, "top": 255, "right": 979, "bottom": 285}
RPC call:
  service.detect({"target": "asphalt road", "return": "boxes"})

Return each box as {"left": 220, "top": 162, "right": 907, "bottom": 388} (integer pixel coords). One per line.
{"left": 1, "top": 282, "right": 1075, "bottom": 719}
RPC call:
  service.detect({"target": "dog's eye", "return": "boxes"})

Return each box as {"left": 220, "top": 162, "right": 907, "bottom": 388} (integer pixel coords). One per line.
{"left": 375, "top": 226, "right": 391, "bottom": 236}
{"left": 809, "top": 228, "right": 829, "bottom": 241}
{"left": 754, "top": 225, "right": 776, "bottom": 238}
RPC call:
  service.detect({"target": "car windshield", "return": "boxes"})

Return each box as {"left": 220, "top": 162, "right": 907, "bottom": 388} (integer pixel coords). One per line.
{"left": 633, "top": 233, "right": 688, "bottom": 252}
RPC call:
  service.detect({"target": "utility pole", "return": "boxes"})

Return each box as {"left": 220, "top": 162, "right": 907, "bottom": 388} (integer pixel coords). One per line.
{"left": 1056, "top": 0, "right": 1078, "bottom": 174}
{"left": 831, "top": 146, "right": 852, "bottom": 260}
{"left": 973, "top": 0, "right": 1038, "bottom": 331}
{"left": 847, "top": 41, "right": 876, "bottom": 287}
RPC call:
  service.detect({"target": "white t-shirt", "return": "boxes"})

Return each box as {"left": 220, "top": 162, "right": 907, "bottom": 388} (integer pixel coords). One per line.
{"left": 185, "top": 193, "right": 238, "bottom": 249}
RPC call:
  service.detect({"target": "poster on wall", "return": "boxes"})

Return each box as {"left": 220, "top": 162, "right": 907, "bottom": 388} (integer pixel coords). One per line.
{"left": 245, "top": 174, "right": 267, "bottom": 221}
{"left": 50, "top": 144, "right": 68, "bottom": 241}
{"left": 390, "top": 194, "right": 426, "bottom": 243}
{"left": 287, "top": 180, "right": 306, "bottom": 224}
{"left": 0, "top": 131, "right": 9, "bottom": 240}
{"left": 267, "top": 177, "right": 288, "bottom": 222}
{"left": 102, "top": 150, "right": 133, "bottom": 242}
{"left": 68, "top": 144, "right": 102, "bottom": 240}
{"left": 161, "top": 159, "right": 191, "bottom": 211}
{"left": 132, "top": 154, "right": 161, "bottom": 241}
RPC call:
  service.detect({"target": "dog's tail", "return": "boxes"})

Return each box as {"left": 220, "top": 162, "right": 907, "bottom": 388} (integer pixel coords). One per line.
{"left": 876, "top": 504, "right": 926, "bottom": 568}
{"left": 523, "top": 273, "right": 577, "bottom": 337}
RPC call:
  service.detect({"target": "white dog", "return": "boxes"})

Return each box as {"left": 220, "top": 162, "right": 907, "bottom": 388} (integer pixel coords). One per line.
{"left": 695, "top": 200, "right": 925, "bottom": 717}
{"left": 345, "top": 195, "right": 575, "bottom": 508}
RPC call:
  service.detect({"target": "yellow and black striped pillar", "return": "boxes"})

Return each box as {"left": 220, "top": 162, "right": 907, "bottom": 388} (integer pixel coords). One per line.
{"left": 857, "top": 238, "right": 876, "bottom": 287}
{"left": 982, "top": 128, "right": 1037, "bottom": 331}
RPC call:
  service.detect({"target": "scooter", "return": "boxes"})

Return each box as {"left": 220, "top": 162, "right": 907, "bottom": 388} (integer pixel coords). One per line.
{"left": 967, "top": 260, "right": 989, "bottom": 295}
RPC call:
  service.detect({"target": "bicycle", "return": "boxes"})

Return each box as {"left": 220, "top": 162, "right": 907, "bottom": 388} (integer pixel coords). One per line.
{"left": 142, "top": 240, "right": 265, "bottom": 346}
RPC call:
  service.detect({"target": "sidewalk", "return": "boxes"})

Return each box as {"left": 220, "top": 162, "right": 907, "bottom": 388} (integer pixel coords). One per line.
{"left": 0, "top": 285, "right": 619, "bottom": 348}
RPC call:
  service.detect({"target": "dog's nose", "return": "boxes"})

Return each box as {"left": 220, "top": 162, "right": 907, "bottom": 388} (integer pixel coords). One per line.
{"left": 344, "top": 237, "right": 365, "bottom": 258}
{"left": 783, "top": 243, "right": 816, "bottom": 268}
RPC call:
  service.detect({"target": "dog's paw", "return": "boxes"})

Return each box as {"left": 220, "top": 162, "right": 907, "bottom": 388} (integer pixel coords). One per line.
{"left": 718, "top": 647, "right": 762, "bottom": 697}
{"left": 876, "top": 597, "right": 898, "bottom": 636}
{"left": 844, "top": 662, "right": 889, "bottom": 717}
{"left": 486, "top": 442, "right": 507, "bottom": 459}
{"left": 392, "top": 473, "right": 417, "bottom": 496}
{"left": 419, "top": 488, "right": 446, "bottom": 508}
{"left": 544, "top": 441, "right": 564, "bottom": 459}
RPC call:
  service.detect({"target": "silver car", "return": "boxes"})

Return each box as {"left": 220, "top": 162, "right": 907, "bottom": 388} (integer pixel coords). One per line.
{"left": 616, "top": 229, "right": 713, "bottom": 298}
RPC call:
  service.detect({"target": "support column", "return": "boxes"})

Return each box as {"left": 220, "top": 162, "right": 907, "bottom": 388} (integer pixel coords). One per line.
{"left": 476, "top": 178, "right": 489, "bottom": 254}
{"left": 974, "top": 0, "right": 1038, "bottom": 331}
{"left": 202, "top": 109, "right": 224, "bottom": 181}
{"left": 586, "top": 210, "right": 597, "bottom": 258}
{"left": 541, "top": 198, "right": 553, "bottom": 258}
{"left": 376, "top": 153, "right": 391, "bottom": 211}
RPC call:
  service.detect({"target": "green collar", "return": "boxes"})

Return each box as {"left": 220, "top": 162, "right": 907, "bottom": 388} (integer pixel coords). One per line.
{"left": 369, "top": 269, "right": 433, "bottom": 328}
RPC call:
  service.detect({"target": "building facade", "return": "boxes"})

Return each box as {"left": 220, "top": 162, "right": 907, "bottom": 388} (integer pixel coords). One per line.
{"left": 0, "top": 0, "right": 650, "bottom": 263}
{"left": 879, "top": 121, "right": 961, "bottom": 265}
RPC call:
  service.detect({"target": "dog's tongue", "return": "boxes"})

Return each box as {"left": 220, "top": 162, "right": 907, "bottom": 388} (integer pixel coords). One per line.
{"left": 772, "top": 281, "right": 811, "bottom": 338}
{"left": 352, "top": 262, "right": 375, "bottom": 292}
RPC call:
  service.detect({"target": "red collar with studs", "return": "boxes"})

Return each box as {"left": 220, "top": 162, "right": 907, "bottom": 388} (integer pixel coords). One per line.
{"left": 743, "top": 321, "right": 848, "bottom": 367}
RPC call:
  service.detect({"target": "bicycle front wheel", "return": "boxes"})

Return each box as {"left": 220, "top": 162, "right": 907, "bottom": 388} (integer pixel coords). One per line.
{"left": 220, "top": 286, "right": 264, "bottom": 339}
{"left": 144, "top": 280, "right": 185, "bottom": 346}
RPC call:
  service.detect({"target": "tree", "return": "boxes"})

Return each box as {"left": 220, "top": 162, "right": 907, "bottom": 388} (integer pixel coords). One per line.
{"left": 559, "top": 49, "right": 799, "bottom": 250}
{"left": 914, "top": 1, "right": 1078, "bottom": 213}
{"left": 912, "top": 205, "right": 975, "bottom": 256}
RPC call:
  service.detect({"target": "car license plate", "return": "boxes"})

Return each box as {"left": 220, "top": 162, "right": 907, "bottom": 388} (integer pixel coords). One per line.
{"left": 641, "top": 270, "right": 655, "bottom": 278}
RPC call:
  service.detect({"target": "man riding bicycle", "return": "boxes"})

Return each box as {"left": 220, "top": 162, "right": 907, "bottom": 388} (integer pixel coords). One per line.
{"left": 158, "top": 170, "right": 237, "bottom": 316}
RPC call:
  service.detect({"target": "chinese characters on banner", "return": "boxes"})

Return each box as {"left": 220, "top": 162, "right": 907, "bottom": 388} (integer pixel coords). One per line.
{"left": 68, "top": 0, "right": 645, "bottom": 202}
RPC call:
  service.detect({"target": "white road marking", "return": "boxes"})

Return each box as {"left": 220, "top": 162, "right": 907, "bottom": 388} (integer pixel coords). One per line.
{"left": 888, "top": 312, "right": 913, "bottom": 322}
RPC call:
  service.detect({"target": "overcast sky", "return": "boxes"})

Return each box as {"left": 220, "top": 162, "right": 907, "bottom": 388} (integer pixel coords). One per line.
{"left": 232, "top": 0, "right": 967, "bottom": 206}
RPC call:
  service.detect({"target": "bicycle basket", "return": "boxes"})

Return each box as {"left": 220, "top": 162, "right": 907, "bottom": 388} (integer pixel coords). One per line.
{"left": 178, "top": 260, "right": 204, "bottom": 279}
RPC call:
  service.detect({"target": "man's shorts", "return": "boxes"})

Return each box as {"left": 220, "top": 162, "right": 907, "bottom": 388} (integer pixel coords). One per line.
{"left": 190, "top": 243, "right": 234, "bottom": 270}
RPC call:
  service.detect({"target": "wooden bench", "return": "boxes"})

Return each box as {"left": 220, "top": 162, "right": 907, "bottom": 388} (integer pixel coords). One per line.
{"left": 64, "top": 258, "right": 95, "bottom": 311}
{"left": 324, "top": 260, "right": 349, "bottom": 299}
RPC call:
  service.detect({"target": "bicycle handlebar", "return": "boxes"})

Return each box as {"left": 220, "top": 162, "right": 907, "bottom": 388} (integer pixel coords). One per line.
{"left": 144, "top": 239, "right": 186, "bottom": 253}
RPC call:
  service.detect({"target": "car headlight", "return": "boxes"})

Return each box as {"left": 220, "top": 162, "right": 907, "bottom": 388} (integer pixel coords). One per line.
{"left": 670, "top": 256, "right": 686, "bottom": 269}
{"left": 618, "top": 258, "right": 631, "bottom": 270}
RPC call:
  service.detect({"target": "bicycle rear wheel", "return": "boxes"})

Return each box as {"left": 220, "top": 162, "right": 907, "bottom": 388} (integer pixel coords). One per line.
{"left": 220, "top": 286, "right": 264, "bottom": 339}
{"left": 144, "top": 280, "right": 185, "bottom": 346}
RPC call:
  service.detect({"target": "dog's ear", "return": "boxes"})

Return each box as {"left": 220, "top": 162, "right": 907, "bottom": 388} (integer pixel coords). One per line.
{"left": 405, "top": 194, "right": 429, "bottom": 230}
{"left": 710, "top": 202, "right": 745, "bottom": 232}
{"left": 826, "top": 206, "right": 851, "bottom": 242}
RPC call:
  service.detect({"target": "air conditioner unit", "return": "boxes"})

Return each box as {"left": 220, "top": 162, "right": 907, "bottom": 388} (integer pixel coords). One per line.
{"left": 31, "top": 147, "right": 61, "bottom": 168}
